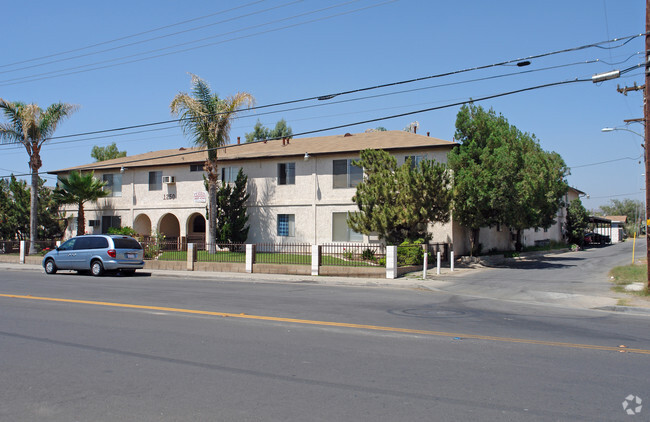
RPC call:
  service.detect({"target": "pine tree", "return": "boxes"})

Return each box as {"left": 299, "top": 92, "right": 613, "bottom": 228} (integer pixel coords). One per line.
{"left": 215, "top": 169, "right": 250, "bottom": 244}
{"left": 347, "top": 149, "right": 451, "bottom": 244}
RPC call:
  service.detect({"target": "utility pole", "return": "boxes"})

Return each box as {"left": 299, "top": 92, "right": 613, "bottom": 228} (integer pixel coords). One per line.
{"left": 643, "top": 0, "right": 650, "bottom": 290}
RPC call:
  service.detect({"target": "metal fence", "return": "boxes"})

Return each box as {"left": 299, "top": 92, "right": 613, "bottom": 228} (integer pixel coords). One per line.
{"left": 0, "top": 239, "right": 58, "bottom": 255}
{"left": 0, "top": 240, "right": 21, "bottom": 254}
{"left": 140, "top": 239, "right": 187, "bottom": 261}
{"left": 321, "top": 243, "right": 385, "bottom": 267}
{"left": 198, "top": 243, "right": 246, "bottom": 263}
{"left": 254, "top": 243, "right": 311, "bottom": 265}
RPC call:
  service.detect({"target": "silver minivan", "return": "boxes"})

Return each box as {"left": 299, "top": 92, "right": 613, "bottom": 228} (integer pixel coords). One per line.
{"left": 43, "top": 235, "right": 145, "bottom": 276}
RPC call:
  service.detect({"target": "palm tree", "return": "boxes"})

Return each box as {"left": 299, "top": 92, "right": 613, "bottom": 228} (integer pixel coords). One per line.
{"left": 53, "top": 171, "right": 109, "bottom": 236}
{"left": 170, "top": 74, "right": 254, "bottom": 251}
{"left": 0, "top": 100, "right": 77, "bottom": 253}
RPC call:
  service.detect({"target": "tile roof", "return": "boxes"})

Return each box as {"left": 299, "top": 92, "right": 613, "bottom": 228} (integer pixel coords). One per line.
{"left": 48, "top": 130, "right": 456, "bottom": 174}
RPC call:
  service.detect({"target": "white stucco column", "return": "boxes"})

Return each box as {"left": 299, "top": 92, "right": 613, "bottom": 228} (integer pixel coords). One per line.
{"left": 246, "top": 244, "right": 255, "bottom": 273}
{"left": 311, "top": 244, "right": 320, "bottom": 276}
{"left": 187, "top": 243, "right": 196, "bottom": 271}
{"left": 386, "top": 246, "right": 397, "bottom": 279}
{"left": 19, "top": 240, "right": 25, "bottom": 264}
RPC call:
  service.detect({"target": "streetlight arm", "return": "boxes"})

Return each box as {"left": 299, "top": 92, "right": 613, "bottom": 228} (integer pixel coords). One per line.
{"left": 601, "top": 127, "right": 644, "bottom": 138}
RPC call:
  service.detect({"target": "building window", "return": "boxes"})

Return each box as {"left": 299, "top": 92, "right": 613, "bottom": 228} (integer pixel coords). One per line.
{"left": 149, "top": 171, "right": 162, "bottom": 191}
{"left": 277, "top": 214, "right": 295, "bottom": 237}
{"left": 405, "top": 155, "right": 425, "bottom": 168}
{"left": 190, "top": 164, "right": 203, "bottom": 172}
{"left": 332, "top": 212, "right": 363, "bottom": 242}
{"left": 101, "top": 216, "right": 121, "bottom": 234}
{"left": 333, "top": 159, "right": 363, "bottom": 188}
{"left": 221, "top": 166, "right": 241, "bottom": 183}
{"left": 277, "top": 163, "right": 295, "bottom": 185}
{"left": 102, "top": 174, "right": 122, "bottom": 197}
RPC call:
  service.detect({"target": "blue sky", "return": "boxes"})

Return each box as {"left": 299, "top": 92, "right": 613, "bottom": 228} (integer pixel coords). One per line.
{"left": 1, "top": 0, "right": 646, "bottom": 211}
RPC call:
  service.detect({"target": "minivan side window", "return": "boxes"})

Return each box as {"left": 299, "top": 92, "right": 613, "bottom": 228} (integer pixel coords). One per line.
{"left": 74, "top": 237, "right": 91, "bottom": 250}
{"left": 58, "top": 238, "right": 76, "bottom": 251}
{"left": 73, "top": 236, "right": 109, "bottom": 250}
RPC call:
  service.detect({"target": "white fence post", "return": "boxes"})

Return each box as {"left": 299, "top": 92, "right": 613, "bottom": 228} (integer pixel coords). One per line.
{"left": 19, "top": 240, "right": 25, "bottom": 264}
{"left": 245, "top": 244, "right": 255, "bottom": 273}
{"left": 311, "top": 244, "right": 320, "bottom": 276}
{"left": 450, "top": 251, "right": 455, "bottom": 272}
{"left": 436, "top": 251, "right": 441, "bottom": 275}
{"left": 386, "top": 246, "right": 397, "bottom": 279}
{"left": 422, "top": 244, "right": 428, "bottom": 280}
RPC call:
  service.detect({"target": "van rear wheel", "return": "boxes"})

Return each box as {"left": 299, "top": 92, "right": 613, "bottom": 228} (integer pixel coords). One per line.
{"left": 90, "top": 260, "right": 104, "bottom": 277}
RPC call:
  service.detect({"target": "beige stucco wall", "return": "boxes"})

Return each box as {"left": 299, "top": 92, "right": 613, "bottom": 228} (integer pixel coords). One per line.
{"left": 59, "top": 146, "right": 455, "bottom": 247}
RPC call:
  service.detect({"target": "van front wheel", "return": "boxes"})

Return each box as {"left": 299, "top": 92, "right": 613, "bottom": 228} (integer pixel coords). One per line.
{"left": 44, "top": 259, "right": 57, "bottom": 274}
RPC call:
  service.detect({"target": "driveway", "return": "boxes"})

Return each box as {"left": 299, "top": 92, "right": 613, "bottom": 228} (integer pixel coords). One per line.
{"left": 431, "top": 240, "right": 650, "bottom": 311}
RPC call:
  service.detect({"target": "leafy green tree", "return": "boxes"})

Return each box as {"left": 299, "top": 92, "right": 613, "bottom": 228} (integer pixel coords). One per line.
{"left": 0, "top": 176, "right": 63, "bottom": 240}
{"left": 347, "top": 149, "right": 451, "bottom": 244}
{"left": 0, "top": 176, "right": 29, "bottom": 239}
{"left": 91, "top": 142, "right": 126, "bottom": 161}
{"left": 0, "top": 99, "right": 77, "bottom": 253}
{"left": 565, "top": 198, "right": 589, "bottom": 245}
{"left": 170, "top": 74, "right": 254, "bottom": 250}
{"left": 448, "top": 104, "right": 568, "bottom": 253}
{"left": 53, "top": 171, "right": 109, "bottom": 236}
{"left": 598, "top": 198, "right": 643, "bottom": 233}
{"left": 37, "top": 180, "right": 65, "bottom": 239}
{"left": 245, "top": 118, "right": 293, "bottom": 142}
{"left": 215, "top": 169, "right": 250, "bottom": 244}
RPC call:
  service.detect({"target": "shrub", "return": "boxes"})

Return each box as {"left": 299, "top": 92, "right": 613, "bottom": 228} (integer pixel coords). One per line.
{"left": 362, "top": 248, "right": 376, "bottom": 262}
{"left": 108, "top": 226, "right": 138, "bottom": 237}
{"left": 397, "top": 239, "right": 426, "bottom": 266}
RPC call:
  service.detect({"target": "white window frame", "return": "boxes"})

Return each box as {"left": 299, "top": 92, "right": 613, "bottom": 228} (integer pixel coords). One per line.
{"left": 332, "top": 212, "right": 363, "bottom": 242}
{"left": 333, "top": 159, "right": 363, "bottom": 189}
{"left": 277, "top": 214, "right": 295, "bottom": 237}
{"left": 102, "top": 173, "right": 122, "bottom": 197}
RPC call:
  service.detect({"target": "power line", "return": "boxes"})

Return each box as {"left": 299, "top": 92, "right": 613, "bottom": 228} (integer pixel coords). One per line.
{"left": 0, "top": 0, "right": 303, "bottom": 75}
{"left": 0, "top": 77, "right": 590, "bottom": 178}
{"left": 0, "top": 0, "right": 267, "bottom": 69}
{"left": 0, "top": 50, "right": 630, "bottom": 147}
{"left": 569, "top": 155, "right": 642, "bottom": 169}
{"left": 0, "top": 0, "right": 384, "bottom": 86}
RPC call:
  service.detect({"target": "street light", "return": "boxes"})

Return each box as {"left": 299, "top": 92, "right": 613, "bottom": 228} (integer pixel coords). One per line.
{"left": 602, "top": 127, "right": 644, "bottom": 138}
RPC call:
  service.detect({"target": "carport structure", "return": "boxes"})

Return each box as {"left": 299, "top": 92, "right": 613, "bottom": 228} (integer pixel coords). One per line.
{"left": 588, "top": 216, "right": 612, "bottom": 244}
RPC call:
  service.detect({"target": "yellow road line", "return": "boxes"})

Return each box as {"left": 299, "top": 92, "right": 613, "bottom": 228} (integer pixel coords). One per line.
{"left": 2, "top": 293, "right": 649, "bottom": 355}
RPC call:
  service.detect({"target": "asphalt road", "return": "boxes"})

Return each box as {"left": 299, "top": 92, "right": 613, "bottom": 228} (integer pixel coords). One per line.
{"left": 1, "top": 257, "right": 649, "bottom": 421}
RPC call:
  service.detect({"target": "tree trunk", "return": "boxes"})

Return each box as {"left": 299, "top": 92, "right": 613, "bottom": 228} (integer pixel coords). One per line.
{"left": 28, "top": 155, "right": 40, "bottom": 255}
{"left": 77, "top": 202, "right": 85, "bottom": 236}
{"left": 469, "top": 228, "right": 480, "bottom": 257}
{"left": 515, "top": 229, "right": 523, "bottom": 252}
{"left": 208, "top": 180, "right": 217, "bottom": 253}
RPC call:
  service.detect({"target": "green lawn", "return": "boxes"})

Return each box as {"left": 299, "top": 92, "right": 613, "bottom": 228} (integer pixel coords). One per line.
{"left": 155, "top": 250, "right": 380, "bottom": 267}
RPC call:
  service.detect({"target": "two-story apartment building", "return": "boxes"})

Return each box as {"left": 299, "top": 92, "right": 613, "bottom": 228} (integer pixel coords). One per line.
{"left": 50, "top": 130, "right": 459, "bottom": 248}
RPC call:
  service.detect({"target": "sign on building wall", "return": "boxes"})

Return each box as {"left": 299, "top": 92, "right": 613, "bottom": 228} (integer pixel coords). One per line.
{"left": 193, "top": 191, "right": 207, "bottom": 203}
